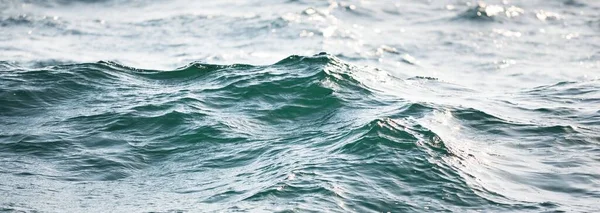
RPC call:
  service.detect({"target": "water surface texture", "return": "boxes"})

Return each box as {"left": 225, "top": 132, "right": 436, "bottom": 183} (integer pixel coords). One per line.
{"left": 1, "top": 0, "right": 599, "bottom": 212}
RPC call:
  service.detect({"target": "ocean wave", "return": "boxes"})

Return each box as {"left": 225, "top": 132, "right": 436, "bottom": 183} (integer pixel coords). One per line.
{"left": 1, "top": 53, "right": 599, "bottom": 212}
{"left": 2, "top": 0, "right": 600, "bottom": 211}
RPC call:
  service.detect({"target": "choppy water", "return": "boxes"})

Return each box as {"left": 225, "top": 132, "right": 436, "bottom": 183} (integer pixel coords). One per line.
{"left": 1, "top": 0, "right": 599, "bottom": 212}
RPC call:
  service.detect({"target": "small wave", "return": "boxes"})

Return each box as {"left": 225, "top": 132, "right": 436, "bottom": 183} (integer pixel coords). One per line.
{"left": 0, "top": 14, "right": 66, "bottom": 29}
{"left": 525, "top": 80, "right": 600, "bottom": 103}
{"left": 564, "top": 0, "right": 588, "bottom": 7}
{"left": 455, "top": 2, "right": 525, "bottom": 22}
{"left": 0, "top": 61, "right": 19, "bottom": 71}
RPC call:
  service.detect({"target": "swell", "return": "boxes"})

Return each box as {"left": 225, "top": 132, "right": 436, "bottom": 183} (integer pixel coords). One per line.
{"left": 236, "top": 103, "right": 535, "bottom": 212}
{"left": 0, "top": 53, "right": 371, "bottom": 113}
{"left": 0, "top": 54, "right": 497, "bottom": 210}
{"left": 0, "top": 53, "right": 377, "bottom": 182}
{"left": 2, "top": 54, "right": 596, "bottom": 212}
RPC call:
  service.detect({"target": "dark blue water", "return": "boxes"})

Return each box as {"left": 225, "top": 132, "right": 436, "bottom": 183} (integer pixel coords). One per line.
{"left": 1, "top": 0, "right": 599, "bottom": 212}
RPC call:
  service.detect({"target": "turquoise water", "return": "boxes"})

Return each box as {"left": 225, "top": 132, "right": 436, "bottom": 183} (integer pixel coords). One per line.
{"left": 1, "top": 0, "right": 599, "bottom": 212}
